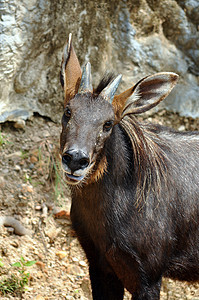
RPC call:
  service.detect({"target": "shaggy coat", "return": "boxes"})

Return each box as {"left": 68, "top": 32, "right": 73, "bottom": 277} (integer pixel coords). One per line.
{"left": 60, "top": 34, "right": 199, "bottom": 299}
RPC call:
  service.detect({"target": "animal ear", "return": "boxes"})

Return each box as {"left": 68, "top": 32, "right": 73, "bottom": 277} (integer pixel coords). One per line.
{"left": 60, "top": 33, "right": 82, "bottom": 107}
{"left": 112, "top": 86, "right": 135, "bottom": 119}
{"left": 114, "top": 72, "right": 178, "bottom": 119}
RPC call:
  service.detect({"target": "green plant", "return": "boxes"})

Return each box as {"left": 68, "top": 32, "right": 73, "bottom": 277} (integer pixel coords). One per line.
{"left": 42, "top": 140, "right": 70, "bottom": 204}
{"left": 0, "top": 132, "right": 9, "bottom": 146}
{"left": 20, "top": 150, "right": 29, "bottom": 159}
{"left": 0, "top": 259, "right": 3, "bottom": 268}
{"left": 0, "top": 257, "right": 36, "bottom": 296}
{"left": 24, "top": 173, "right": 32, "bottom": 184}
{"left": 53, "top": 159, "right": 68, "bottom": 202}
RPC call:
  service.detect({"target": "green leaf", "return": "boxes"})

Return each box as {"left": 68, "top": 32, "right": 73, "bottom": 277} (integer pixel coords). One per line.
{"left": 20, "top": 257, "right": 25, "bottom": 264}
{"left": 0, "top": 258, "right": 4, "bottom": 267}
{"left": 24, "top": 260, "right": 36, "bottom": 267}
{"left": 12, "top": 262, "right": 22, "bottom": 268}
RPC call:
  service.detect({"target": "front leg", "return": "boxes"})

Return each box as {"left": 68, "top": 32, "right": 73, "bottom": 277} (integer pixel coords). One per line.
{"left": 132, "top": 277, "right": 162, "bottom": 300}
{"left": 71, "top": 203, "right": 124, "bottom": 299}
{"left": 79, "top": 235, "right": 124, "bottom": 300}
{"left": 73, "top": 226, "right": 124, "bottom": 299}
{"left": 89, "top": 262, "right": 124, "bottom": 300}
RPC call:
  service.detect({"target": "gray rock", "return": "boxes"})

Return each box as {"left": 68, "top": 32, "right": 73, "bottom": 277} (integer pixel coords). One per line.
{"left": 0, "top": 0, "right": 198, "bottom": 122}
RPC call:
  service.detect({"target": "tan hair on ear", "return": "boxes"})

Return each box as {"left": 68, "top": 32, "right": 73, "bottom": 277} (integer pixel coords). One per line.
{"left": 112, "top": 72, "right": 178, "bottom": 121}
{"left": 112, "top": 86, "right": 135, "bottom": 121}
{"left": 61, "top": 33, "right": 82, "bottom": 106}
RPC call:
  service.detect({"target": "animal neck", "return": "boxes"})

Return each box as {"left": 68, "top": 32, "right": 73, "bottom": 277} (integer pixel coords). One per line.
{"left": 104, "top": 124, "right": 135, "bottom": 184}
{"left": 71, "top": 119, "right": 168, "bottom": 210}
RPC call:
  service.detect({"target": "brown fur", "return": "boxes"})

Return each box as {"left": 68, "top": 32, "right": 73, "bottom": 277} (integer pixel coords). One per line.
{"left": 87, "top": 155, "right": 108, "bottom": 184}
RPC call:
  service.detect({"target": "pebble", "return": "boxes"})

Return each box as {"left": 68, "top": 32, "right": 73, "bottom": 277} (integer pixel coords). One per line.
{"left": 14, "top": 119, "right": 26, "bottom": 129}
{"left": 29, "top": 163, "right": 35, "bottom": 169}
{"left": 56, "top": 250, "right": 68, "bottom": 260}
{"left": 32, "top": 136, "right": 41, "bottom": 143}
{"left": 46, "top": 227, "right": 61, "bottom": 241}
{"left": 178, "top": 125, "right": 185, "bottom": 131}
{"left": 1, "top": 247, "right": 8, "bottom": 256}
{"left": 30, "top": 155, "right": 38, "bottom": 163}
{"left": 15, "top": 164, "right": 21, "bottom": 171}
{"left": 10, "top": 240, "right": 19, "bottom": 248}
{"left": 35, "top": 205, "right": 42, "bottom": 211}
{"left": 7, "top": 227, "right": 14, "bottom": 234}
{"left": 72, "top": 257, "right": 79, "bottom": 262}
{"left": 67, "top": 264, "right": 85, "bottom": 276}
{"left": 22, "top": 184, "right": 34, "bottom": 193}
{"left": 42, "top": 130, "right": 50, "bottom": 137}
{"left": 2, "top": 168, "right": 9, "bottom": 174}
{"left": 79, "top": 260, "right": 87, "bottom": 267}
{"left": 0, "top": 176, "right": 5, "bottom": 188}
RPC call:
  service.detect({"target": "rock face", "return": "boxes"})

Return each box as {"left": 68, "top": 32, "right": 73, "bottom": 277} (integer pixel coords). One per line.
{"left": 0, "top": 0, "right": 198, "bottom": 122}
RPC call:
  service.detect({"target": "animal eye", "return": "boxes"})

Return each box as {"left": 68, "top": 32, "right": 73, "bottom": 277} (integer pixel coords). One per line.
{"left": 64, "top": 108, "right": 71, "bottom": 118}
{"left": 62, "top": 107, "right": 71, "bottom": 124}
{"left": 103, "top": 121, "right": 113, "bottom": 132}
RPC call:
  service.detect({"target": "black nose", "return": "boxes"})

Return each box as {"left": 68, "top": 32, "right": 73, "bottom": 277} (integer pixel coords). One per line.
{"left": 62, "top": 149, "right": 89, "bottom": 173}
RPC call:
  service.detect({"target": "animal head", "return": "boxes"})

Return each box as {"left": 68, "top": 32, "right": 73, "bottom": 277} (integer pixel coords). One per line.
{"left": 60, "top": 33, "right": 178, "bottom": 185}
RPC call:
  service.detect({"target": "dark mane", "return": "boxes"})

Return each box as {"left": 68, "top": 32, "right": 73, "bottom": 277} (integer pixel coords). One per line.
{"left": 120, "top": 115, "right": 170, "bottom": 209}
{"left": 94, "top": 73, "right": 115, "bottom": 95}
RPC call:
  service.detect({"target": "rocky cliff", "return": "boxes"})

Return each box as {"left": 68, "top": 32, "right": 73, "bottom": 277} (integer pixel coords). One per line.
{"left": 0, "top": 0, "right": 198, "bottom": 122}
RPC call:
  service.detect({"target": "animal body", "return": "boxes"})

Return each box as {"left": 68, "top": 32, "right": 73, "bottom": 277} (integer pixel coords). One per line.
{"left": 59, "top": 33, "right": 199, "bottom": 299}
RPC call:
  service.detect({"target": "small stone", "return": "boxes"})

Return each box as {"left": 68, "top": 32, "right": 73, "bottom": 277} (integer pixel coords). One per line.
{"left": 67, "top": 264, "right": 85, "bottom": 276}
{"left": 30, "top": 155, "right": 38, "bottom": 163}
{"left": 56, "top": 250, "right": 68, "bottom": 260}
{"left": 178, "top": 125, "right": 185, "bottom": 131}
{"left": 22, "top": 184, "right": 33, "bottom": 193}
{"left": 32, "top": 136, "right": 41, "bottom": 143}
{"left": 35, "top": 205, "right": 42, "bottom": 211}
{"left": 19, "top": 160, "right": 25, "bottom": 166}
{"left": 10, "top": 240, "right": 19, "bottom": 248}
{"left": 79, "top": 260, "right": 87, "bottom": 267}
{"left": 1, "top": 247, "right": 8, "bottom": 256}
{"left": 27, "top": 185, "right": 33, "bottom": 193}
{"left": 14, "top": 119, "right": 26, "bottom": 129}
{"left": 29, "top": 163, "right": 35, "bottom": 169}
{"left": 0, "top": 176, "right": 5, "bottom": 188}
{"left": 7, "top": 227, "right": 14, "bottom": 234}
{"left": 72, "top": 257, "right": 79, "bottom": 262}
{"left": 42, "top": 130, "right": 50, "bottom": 137}
{"left": 35, "top": 261, "right": 46, "bottom": 272}
{"left": 15, "top": 165, "right": 21, "bottom": 171}
{"left": 46, "top": 226, "right": 61, "bottom": 241}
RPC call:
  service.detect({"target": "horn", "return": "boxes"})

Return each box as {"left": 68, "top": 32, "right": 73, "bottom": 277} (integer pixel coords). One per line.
{"left": 78, "top": 62, "right": 93, "bottom": 93}
{"left": 100, "top": 74, "right": 122, "bottom": 103}
{"left": 61, "top": 33, "right": 72, "bottom": 80}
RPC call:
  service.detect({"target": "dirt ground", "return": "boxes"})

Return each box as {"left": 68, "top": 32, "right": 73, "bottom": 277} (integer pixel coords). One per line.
{"left": 0, "top": 110, "right": 199, "bottom": 300}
